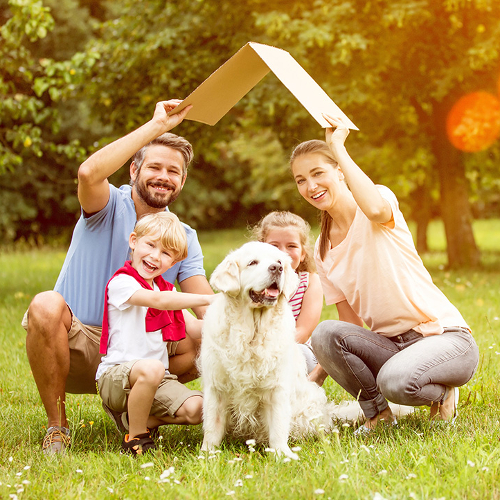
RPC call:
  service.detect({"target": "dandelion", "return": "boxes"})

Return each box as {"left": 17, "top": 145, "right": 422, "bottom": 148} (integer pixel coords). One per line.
{"left": 339, "top": 474, "right": 348, "bottom": 482}
{"left": 89, "top": 421, "right": 94, "bottom": 426}
{"left": 291, "top": 446, "right": 301, "bottom": 452}
{"left": 140, "top": 462, "right": 154, "bottom": 469}
{"left": 314, "top": 488, "right": 325, "bottom": 495}
{"left": 235, "top": 479, "right": 243, "bottom": 487}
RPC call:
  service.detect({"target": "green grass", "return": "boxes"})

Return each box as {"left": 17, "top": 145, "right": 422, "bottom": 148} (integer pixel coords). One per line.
{"left": 1, "top": 221, "right": 499, "bottom": 499}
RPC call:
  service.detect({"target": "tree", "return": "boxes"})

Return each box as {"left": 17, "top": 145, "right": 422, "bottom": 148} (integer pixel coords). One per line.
{"left": 0, "top": 0, "right": 101, "bottom": 242}
{"left": 255, "top": 0, "right": 500, "bottom": 266}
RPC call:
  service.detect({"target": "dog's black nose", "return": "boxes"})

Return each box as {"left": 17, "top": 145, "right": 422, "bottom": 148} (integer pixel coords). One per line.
{"left": 269, "top": 263, "right": 283, "bottom": 274}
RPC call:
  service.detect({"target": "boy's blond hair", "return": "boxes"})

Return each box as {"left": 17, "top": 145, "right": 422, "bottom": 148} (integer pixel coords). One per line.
{"left": 133, "top": 212, "right": 188, "bottom": 262}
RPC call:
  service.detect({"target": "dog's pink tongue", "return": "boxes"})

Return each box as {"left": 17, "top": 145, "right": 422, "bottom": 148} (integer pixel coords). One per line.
{"left": 265, "top": 288, "right": 279, "bottom": 298}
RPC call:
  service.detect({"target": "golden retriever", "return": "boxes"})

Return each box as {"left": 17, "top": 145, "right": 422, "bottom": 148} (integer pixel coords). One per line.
{"left": 198, "top": 242, "right": 335, "bottom": 460}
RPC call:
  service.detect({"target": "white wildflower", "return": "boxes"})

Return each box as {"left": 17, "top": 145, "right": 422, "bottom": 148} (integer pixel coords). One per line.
{"left": 23, "top": 466, "right": 30, "bottom": 470}
{"left": 21, "top": 480, "right": 30, "bottom": 485}
{"left": 339, "top": 474, "right": 348, "bottom": 482}
{"left": 174, "top": 479, "right": 181, "bottom": 485}
{"left": 140, "top": 462, "right": 154, "bottom": 469}
{"left": 406, "top": 473, "right": 417, "bottom": 479}
{"left": 467, "top": 460, "right": 475, "bottom": 467}
{"left": 283, "top": 457, "right": 291, "bottom": 463}
{"left": 373, "top": 493, "right": 388, "bottom": 500}
{"left": 314, "top": 488, "right": 325, "bottom": 495}
{"left": 245, "top": 475, "right": 253, "bottom": 479}
{"left": 144, "top": 477, "right": 150, "bottom": 481}
{"left": 235, "top": 479, "right": 243, "bottom": 487}
{"left": 245, "top": 439, "right": 256, "bottom": 446}
{"left": 265, "top": 448, "right": 276, "bottom": 453}
{"left": 107, "top": 488, "right": 114, "bottom": 493}
{"left": 291, "top": 446, "right": 301, "bottom": 452}
{"left": 226, "top": 491, "right": 235, "bottom": 496}
{"left": 75, "top": 469, "right": 83, "bottom": 474}
{"left": 378, "top": 470, "right": 388, "bottom": 475}
{"left": 482, "top": 466, "right": 489, "bottom": 472}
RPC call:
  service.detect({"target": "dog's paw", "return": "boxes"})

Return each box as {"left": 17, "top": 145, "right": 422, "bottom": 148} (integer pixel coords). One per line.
{"left": 276, "top": 447, "right": 299, "bottom": 461}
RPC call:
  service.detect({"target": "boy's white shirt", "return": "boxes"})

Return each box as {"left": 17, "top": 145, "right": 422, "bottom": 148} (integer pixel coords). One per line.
{"left": 95, "top": 274, "right": 171, "bottom": 380}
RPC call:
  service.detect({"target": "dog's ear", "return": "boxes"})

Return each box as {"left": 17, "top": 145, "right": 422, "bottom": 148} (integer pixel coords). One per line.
{"left": 281, "top": 259, "right": 300, "bottom": 301}
{"left": 210, "top": 256, "right": 241, "bottom": 295}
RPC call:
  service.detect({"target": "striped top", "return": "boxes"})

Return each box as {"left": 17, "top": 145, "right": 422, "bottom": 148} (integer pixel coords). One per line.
{"left": 289, "top": 271, "right": 309, "bottom": 320}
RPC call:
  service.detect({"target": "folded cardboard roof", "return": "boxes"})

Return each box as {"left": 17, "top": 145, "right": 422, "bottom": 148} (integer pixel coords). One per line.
{"left": 168, "top": 42, "right": 358, "bottom": 130}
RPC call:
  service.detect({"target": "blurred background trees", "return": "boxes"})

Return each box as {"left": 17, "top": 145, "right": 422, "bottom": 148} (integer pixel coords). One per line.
{"left": 1, "top": 0, "right": 500, "bottom": 267}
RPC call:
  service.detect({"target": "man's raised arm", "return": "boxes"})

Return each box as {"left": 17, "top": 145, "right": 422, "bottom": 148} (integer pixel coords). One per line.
{"left": 77, "top": 100, "right": 192, "bottom": 215}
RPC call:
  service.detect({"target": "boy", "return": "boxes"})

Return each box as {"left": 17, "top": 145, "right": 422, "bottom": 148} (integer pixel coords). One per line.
{"left": 96, "top": 212, "right": 214, "bottom": 455}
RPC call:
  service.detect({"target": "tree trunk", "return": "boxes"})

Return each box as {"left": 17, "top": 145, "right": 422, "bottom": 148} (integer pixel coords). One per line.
{"left": 431, "top": 99, "right": 481, "bottom": 268}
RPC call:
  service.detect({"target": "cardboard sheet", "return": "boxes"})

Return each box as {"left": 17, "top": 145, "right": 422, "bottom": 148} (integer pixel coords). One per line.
{"left": 168, "top": 42, "right": 358, "bottom": 130}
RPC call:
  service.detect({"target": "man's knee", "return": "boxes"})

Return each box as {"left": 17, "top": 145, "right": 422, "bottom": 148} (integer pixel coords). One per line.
{"left": 27, "top": 291, "right": 69, "bottom": 329}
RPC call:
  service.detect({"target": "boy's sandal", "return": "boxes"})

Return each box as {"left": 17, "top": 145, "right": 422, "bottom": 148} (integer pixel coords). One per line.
{"left": 42, "top": 426, "right": 71, "bottom": 455}
{"left": 121, "top": 432, "right": 156, "bottom": 456}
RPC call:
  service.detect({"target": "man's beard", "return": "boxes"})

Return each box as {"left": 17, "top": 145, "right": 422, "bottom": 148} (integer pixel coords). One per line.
{"left": 134, "top": 178, "right": 180, "bottom": 209}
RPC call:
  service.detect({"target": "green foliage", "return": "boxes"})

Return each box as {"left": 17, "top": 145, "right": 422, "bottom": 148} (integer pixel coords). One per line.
{"left": 0, "top": 0, "right": 102, "bottom": 242}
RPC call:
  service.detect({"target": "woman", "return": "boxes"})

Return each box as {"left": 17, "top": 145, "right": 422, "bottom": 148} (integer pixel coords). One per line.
{"left": 290, "top": 114, "right": 479, "bottom": 434}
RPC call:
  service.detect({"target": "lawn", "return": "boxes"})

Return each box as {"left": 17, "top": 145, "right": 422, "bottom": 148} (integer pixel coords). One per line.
{"left": 0, "top": 220, "right": 499, "bottom": 499}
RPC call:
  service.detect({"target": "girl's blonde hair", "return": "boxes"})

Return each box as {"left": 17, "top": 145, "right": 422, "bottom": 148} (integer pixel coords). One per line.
{"left": 290, "top": 139, "right": 339, "bottom": 262}
{"left": 250, "top": 211, "right": 316, "bottom": 273}
{"left": 133, "top": 212, "right": 188, "bottom": 262}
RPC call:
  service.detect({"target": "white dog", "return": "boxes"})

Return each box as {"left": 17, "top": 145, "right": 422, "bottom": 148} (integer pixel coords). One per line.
{"left": 198, "top": 242, "right": 335, "bottom": 460}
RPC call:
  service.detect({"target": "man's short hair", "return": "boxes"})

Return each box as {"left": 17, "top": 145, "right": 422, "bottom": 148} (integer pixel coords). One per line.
{"left": 132, "top": 133, "right": 194, "bottom": 179}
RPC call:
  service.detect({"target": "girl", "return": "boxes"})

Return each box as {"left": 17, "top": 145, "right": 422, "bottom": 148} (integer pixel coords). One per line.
{"left": 290, "top": 114, "right": 479, "bottom": 434}
{"left": 251, "top": 211, "right": 323, "bottom": 374}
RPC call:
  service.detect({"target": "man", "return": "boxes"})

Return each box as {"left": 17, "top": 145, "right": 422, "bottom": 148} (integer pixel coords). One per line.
{"left": 23, "top": 100, "right": 213, "bottom": 454}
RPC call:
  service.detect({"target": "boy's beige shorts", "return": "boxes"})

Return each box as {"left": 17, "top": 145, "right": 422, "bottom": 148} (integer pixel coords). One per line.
{"left": 22, "top": 305, "right": 188, "bottom": 400}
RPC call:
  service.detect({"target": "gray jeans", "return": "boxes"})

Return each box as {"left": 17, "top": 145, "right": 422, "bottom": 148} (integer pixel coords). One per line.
{"left": 311, "top": 320, "right": 479, "bottom": 419}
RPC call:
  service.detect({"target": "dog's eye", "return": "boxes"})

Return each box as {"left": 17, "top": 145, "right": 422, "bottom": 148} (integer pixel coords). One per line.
{"left": 248, "top": 260, "right": 258, "bottom": 266}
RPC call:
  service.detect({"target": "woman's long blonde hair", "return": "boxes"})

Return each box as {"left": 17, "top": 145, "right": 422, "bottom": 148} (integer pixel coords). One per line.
{"left": 290, "top": 140, "right": 340, "bottom": 261}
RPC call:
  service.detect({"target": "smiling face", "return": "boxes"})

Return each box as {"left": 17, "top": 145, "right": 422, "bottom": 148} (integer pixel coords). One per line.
{"left": 131, "top": 145, "right": 186, "bottom": 210}
{"left": 264, "top": 226, "right": 305, "bottom": 272}
{"left": 291, "top": 152, "right": 344, "bottom": 211}
{"left": 129, "top": 231, "right": 176, "bottom": 285}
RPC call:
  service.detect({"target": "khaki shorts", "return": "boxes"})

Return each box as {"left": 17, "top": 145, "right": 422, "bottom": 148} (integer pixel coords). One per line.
{"left": 97, "top": 360, "right": 202, "bottom": 418}
{"left": 22, "top": 305, "right": 180, "bottom": 395}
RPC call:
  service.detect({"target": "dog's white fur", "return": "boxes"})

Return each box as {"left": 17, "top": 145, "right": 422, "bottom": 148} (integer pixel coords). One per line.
{"left": 199, "top": 242, "right": 335, "bottom": 460}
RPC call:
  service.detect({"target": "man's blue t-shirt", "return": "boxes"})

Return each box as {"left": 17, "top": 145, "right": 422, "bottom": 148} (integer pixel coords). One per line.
{"left": 54, "top": 184, "right": 206, "bottom": 326}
